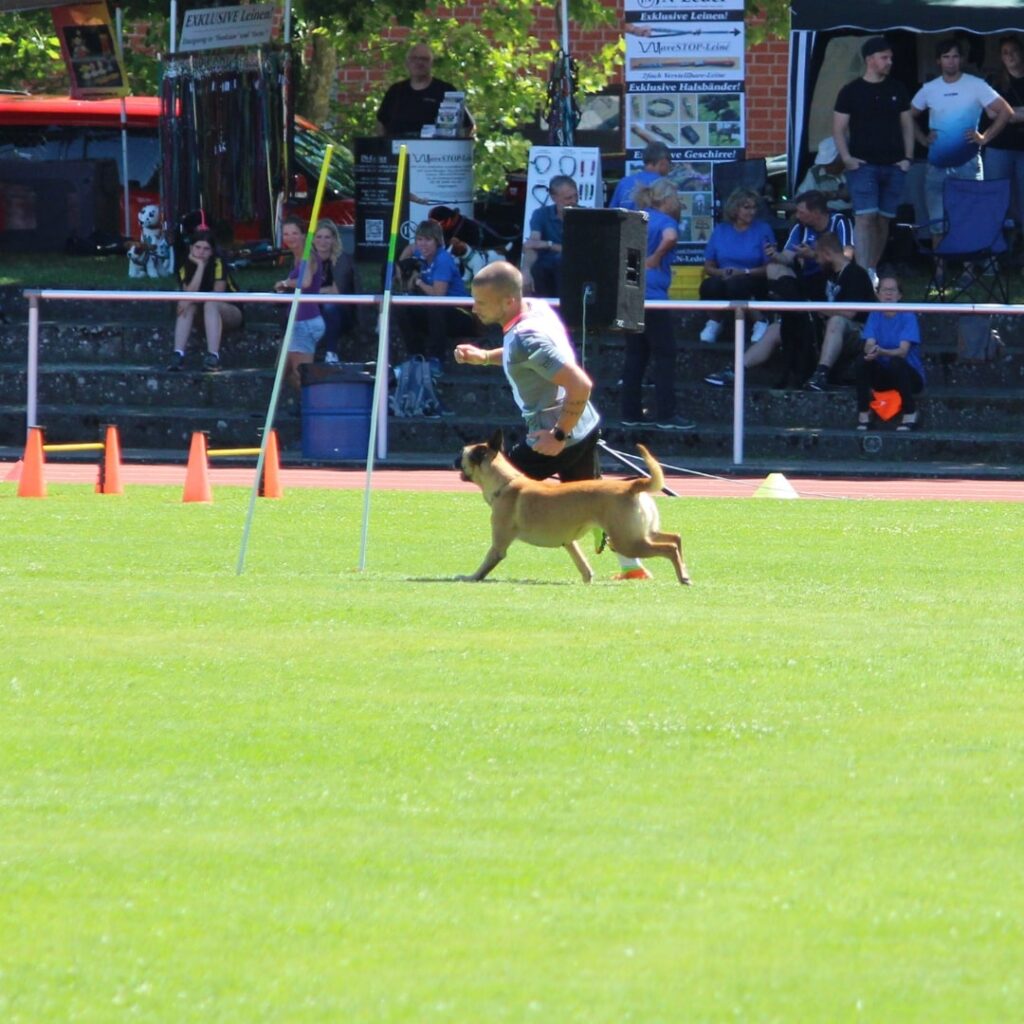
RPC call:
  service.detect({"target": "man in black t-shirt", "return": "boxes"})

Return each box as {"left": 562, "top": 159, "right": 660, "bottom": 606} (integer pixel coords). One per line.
{"left": 376, "top": 43, "right": 473, "bottom": 138}
{"left": 833, "top": 36, "right": 915, "bottom": 287}
{"left": 806, "top": 231, "right": 877, "bottom": 391}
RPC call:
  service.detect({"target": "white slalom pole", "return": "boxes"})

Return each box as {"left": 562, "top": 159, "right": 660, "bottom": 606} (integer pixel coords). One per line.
{"left": 358, "top": 144, "right": 408, "bottom": 572}
{"left": 236, "top": 144, "right": 334, "bottom": 575}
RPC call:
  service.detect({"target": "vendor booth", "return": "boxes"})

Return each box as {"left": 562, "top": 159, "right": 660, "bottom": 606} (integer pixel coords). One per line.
{"left": 788, "top": 0, "right": 1024, "bottom": 191}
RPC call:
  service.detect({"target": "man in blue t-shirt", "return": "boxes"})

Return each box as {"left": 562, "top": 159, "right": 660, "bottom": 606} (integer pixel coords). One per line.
{"left": 609, "top": 141, "right": 672, "bottom": 210}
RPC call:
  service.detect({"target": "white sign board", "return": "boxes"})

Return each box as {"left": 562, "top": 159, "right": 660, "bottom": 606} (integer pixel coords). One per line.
{"left": 178, "top": 4, "right": 275, "bottom": 53}
{"left": 521, "top": 146, "right": 603, "bottom": 248}
{"left": 398, "top": 138, "right": 475, "bottom": 244}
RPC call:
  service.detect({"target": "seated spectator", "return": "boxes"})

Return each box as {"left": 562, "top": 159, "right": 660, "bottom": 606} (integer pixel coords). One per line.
{"left": 166, "top": 230, "right": 242, "bottom": 372}
{"left": 620, "top": 179, "right": 694, "bottom": 431}
{"left": 697, "top": 187, "right": 774, "bottom": 344}
{"left": 856, "top": 273, "right": 924, "bottom": 430}
{"left": 312, "top": 218, "right": 356, "bottom": 365}
{"left": 768, "top": 189, "right": 854, "bottom": 298}
{"left": 396, "top": 219, "right": 476, "bottom": 374}
{"left": 610, "top": 141, "right": 672, "bottom": 210}
{"left": 274, "top": 215, "right": 325, "bottom": 395}
{"left": 522, "top": 174, "right": 578, "bottom": 298}
{"left": 805, "top": 231, "right": 877, "bottom": 391}
{"left": 795, "top": 138, "right": 851, "bottom": 213}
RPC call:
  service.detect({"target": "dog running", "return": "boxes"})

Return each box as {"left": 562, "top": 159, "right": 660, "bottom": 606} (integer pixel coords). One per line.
{"left": 455, "top": 430, "right": 691, "bottom": 584}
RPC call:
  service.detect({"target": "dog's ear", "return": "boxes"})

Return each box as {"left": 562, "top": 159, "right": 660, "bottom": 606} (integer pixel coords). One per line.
{"left": 488, "top": 428, "right": 503, "bottom": 453}
{"left": 468, "top": 444, "right": 489, "bottom": 466}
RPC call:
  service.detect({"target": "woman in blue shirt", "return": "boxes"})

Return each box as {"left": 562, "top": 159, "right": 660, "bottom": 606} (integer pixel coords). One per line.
{"left": 697, "top": 187, "right": 775, "bottom": 343}
{"left": 396, "top": 219, "right": 474, "bottom": 367}
{"left": 856, "top": 273, "right": 925, "bottom": 430}
{"left": 620, "top": 179, "right": 694, "bottom": 431}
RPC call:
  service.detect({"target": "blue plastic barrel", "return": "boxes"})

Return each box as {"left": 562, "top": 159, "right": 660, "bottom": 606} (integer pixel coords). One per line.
{"left": 300, "top": 363, "right": 374, "bottom": 460}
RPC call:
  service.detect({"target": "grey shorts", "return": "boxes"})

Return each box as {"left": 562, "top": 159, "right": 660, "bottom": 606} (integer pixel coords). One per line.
{"left": 288, "top": 316, "right": 326, "bottom": 354}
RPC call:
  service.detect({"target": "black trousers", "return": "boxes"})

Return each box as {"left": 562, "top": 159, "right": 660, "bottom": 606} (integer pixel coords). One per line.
{"left": 855, "top": 357, "right": 924, "bottom": 414}
{"left": 621, "top": 309, "right": 677, "bottom": 421}
{"left": 508, "top": 425, "right": 601, "bottom": 483}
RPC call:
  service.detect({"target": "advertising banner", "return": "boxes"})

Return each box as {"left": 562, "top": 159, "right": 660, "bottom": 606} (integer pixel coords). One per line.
{"left": 52, "top": 2, "right": 128, "bottom": 99}
{"left": 622, "top": 0, "right": 746, "bottom": 264}
{"left": 521, "top": 146, "right": 602, "bottom": 251}
{"left": 178, "top": 4, "right": 276, "bottom": 54}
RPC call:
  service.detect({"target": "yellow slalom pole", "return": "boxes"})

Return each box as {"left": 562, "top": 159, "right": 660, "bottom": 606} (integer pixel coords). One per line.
{"left": 358, "top": 144, "right": 408, "bottom": 571}
{"left": 237, "top": 144, "right": 334, "bottom": 575}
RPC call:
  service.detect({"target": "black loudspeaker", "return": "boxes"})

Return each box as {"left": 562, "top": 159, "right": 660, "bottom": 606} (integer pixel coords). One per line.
{"left": 560, "top": 208, "right": 647, "bottom": 332}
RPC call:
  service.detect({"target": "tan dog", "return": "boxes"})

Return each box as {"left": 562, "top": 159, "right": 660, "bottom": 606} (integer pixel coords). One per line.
{"left": 456, "top": 429, "right": 690, "bottom": 584}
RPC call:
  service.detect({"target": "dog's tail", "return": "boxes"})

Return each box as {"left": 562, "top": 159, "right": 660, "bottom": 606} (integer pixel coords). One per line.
{"left": 629, "top": 445, "right": 665, "bottom": 494}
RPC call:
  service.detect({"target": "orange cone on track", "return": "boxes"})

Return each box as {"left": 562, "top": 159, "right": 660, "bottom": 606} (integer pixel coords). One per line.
{"left": 17, "top": 427, "right": 46, "bottom": 498}
{"left": 96, "top": 424, "right": 124, "bottom": 495}
{"left": 182, "top": 431, "right": 212, "bottom": 503}
{"left": 260, "top": 429, "right": 284, "bottom": 499}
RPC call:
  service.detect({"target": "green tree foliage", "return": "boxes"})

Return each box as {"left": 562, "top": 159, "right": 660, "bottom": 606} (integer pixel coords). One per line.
{"left": 296, "top": 0, "right": 621, "bottom": 191}
{"left": 0, "top": 7, "right": 163, "bottom": 94}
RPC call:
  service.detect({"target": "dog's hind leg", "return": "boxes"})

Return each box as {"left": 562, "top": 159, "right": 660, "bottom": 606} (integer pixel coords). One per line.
{"left": 565, "top": 541, "right": 594, "bottom": 584}
{"left": 650, "top": 530, "right": 691, "bottom": 585}
{"left": 614, "top": 534, "right": 691, "bottom": 585}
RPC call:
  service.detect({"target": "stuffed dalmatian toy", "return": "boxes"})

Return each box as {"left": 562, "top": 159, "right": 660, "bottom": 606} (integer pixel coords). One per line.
{"left": 127, "top": 204, "right": 174, "bottom": 279}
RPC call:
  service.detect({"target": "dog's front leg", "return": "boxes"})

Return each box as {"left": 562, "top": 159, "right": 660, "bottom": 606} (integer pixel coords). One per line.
{"left": 458, "top": 545, "right": 506, "bottom": 582}
{"left": 565, "top": 541, "right": 594, "bottom": 584}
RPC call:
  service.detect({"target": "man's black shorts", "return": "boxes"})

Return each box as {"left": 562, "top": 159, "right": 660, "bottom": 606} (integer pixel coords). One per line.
{"left": 507, "top": 426, "right": 601, "bottom": 483}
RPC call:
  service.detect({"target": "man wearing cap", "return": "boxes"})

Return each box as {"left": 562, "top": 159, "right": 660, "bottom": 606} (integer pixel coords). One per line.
{"left": 796, "top": 138, "right": 851, "bottom": 212}
{"left": 911, "top": 37, "right": 1012, "bottom": 248}
{"left": 833, "top": 36, "right": 915, "bottom": 286}
{"left": 610, "top": 141, "right": 672, "bottom": 210}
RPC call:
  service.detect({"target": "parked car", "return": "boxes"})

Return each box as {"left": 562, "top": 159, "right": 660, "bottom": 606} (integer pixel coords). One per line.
{"left": 0, "top": 93, "right": 354, "bottom": 251}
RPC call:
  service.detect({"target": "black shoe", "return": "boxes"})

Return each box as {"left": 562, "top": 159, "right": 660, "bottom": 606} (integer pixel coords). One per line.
{"left": 805, "top": 368, "right": 829, "bottom": 392}
{"left": 656, "top": 415, "right": 696, "bottom": 432}
{"left": 166, "top": 351, "right": 185, "bottom": 371}
{"left": 703, "top": 368, "right": 734, "bottom": 387}
{"left": 202, "top": 352, "right": 221, "bottom": 372}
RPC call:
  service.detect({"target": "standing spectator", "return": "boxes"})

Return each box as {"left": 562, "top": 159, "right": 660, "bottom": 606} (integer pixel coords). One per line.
{"left": 621, "top": 179, "right": 694, "bottom": 431}
{"left": 833, "top": 35, "right": 915, "bottom": 285}
{"left": 911, "top": 37, "right": 1012, "bottom": 247}
{"left": 453, "top": 261, "right": 652, "bottom": 581}
{"left": 855, "top": 273, "right": 925, "bottom": 431}
{"left": 166, "top": 230, "right": 242, "bottom": 372}
{"left": 983, "top": 35, "right": 1024, "bottom": 253}
{"left": 273, "top": 216, "right": 325, "bottom": 396}
{"left": 522, "top": 175, "right": 577, "bottom": 298}
{"left": 609, "top": 141, "right": 672, "bottom": 210}
{"left": 697, "top": 187, "right": 774, "bottom": 344}
{"left": 805, "top": 231, "right": 877, "bottom": 391}
{"left": 376, "top": 43, "right": 473, "bottom": 138}
{"left": 396, "top": 219, "right": 475, "bottom": 375}
{"left": 312, "top": 219, "right": 355, "bottom": 365}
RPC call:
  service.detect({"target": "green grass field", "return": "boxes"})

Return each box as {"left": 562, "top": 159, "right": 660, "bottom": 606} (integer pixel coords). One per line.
{"left": 3, "top": 484, "right": 1022, "bottom": 1022}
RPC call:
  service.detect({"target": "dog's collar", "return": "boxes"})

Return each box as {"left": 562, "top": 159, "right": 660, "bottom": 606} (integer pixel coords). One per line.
{"left": 488, "top": 478, "right": 513, "bottom": 503}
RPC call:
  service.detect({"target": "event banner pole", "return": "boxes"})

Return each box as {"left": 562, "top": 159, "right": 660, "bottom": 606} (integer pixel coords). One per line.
{"left": 236, "top": 144, "right": 334, "bottom": 576}
{"left": 358, "top": 144, "right": 408, "bottom": 572}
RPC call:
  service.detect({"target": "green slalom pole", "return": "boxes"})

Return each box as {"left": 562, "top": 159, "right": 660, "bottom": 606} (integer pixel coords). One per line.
{"left": 236, "top": 143, "right": 334, "bottom": 576}
{"left": 358, "top": 144, "right": 408, "bottom": 572}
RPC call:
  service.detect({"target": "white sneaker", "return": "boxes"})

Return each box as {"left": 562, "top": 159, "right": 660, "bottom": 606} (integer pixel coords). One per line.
{"left": 699, "top": 320, "right": 721, "bottom": 344}
{"left": 750, "top": 320, "right": 769, "bottom": 344}
{"left": 324, "top": 351, "right": 340, "bottom": 365}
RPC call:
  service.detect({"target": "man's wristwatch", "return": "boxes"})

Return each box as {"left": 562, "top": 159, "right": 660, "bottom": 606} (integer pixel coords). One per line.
{"left": 551, "top": 427, "right": 567, "bottom": 442}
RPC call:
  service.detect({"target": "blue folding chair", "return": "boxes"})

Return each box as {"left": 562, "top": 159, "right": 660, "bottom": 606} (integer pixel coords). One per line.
{"left": 917, "top": 177, "right": 1011, "bottom": 303}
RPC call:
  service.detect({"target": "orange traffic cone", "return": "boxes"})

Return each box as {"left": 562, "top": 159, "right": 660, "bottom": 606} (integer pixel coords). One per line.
{"left": 182, "top": 431, "right": 212, "bottom": 503}
{"left": 96, "top": 424, "right": 124, "bottom": 495}
{"left": 260, "top": 429, "right": 284, "bottom": 499}
{"left": 17, "top": 427, "right": 46, "bottom": 498}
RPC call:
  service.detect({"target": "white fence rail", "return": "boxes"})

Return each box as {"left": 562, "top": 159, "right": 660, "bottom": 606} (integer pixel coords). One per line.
{"left": 22, "top": 289, "right": 1020, "bottom": 465}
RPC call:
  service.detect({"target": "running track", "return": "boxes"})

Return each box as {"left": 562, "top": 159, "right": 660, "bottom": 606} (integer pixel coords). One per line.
{"left": 5, "top": 460, "right": 1024, "bottom": 502}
